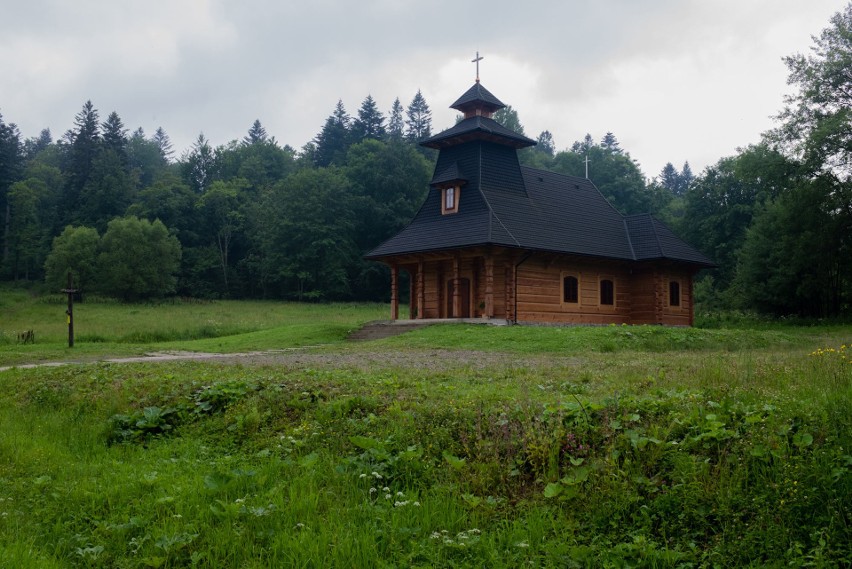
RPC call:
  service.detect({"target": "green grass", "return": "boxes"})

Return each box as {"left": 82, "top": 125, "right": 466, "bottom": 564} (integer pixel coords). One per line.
{"left": 1, "top": 288, "right": 851, "bottom": 566}
{"left": 0, "top": 287, "right": 388, "bottom": 366}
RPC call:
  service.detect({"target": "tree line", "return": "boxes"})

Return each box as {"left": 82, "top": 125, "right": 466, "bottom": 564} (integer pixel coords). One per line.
{"left": 0, "top": 4, "right": 850, "bottom": 317}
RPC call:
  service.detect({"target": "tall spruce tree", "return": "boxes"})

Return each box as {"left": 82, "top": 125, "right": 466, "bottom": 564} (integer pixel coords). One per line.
{"left": 600, "top": 132, "right": 622, "bottom": 154}
{"left": 352, "top": 95, "right": 386, "bottom": 142}
{"left": 101, "top": 111, "right": 128, "bottom": 166}
{"left": 388, "top": 97, "right": 405, "bottom": 140}
{"left": 0, "top": 112, "right": 23, "bottom": 268}
{"left": 405, "top": 90, "right": 432, "bottom": 142}
{"left": 152, "top": 127, "right": 174, "bottom": 162}
{"left": 127, "top": 128, "right": 169, "bottom": 188}
{"left": 62, "top": 101, "right": 101, "bottom": 226}
{"left": 181, "top": 133, "right": 216, "bottom": 193}
{"left": 313, "top": 100, "right": 352, "bottom": 167}
{"left": 243, "top": 120, "right": 269, "bottom": 145}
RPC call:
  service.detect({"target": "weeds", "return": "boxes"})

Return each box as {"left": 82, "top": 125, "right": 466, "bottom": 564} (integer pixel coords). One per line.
{"left": 0, "top": 297, "right": 850, "bottom": 566}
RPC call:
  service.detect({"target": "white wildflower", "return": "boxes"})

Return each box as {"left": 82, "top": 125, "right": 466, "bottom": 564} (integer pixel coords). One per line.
{"left": 359, "top": 473, "right": 367, "bottom": 479}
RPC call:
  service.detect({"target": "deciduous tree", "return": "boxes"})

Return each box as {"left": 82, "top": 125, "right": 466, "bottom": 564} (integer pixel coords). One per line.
{"left": 44, "top": 225, "right": 100, "bottom": 293}
{"left": 97, "top": 216, "right": 181, "bottom": 301}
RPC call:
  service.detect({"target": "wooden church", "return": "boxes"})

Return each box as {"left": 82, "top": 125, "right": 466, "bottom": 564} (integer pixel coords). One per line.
{"left": 366, "top": 71, "right": 713, "bottom": 326}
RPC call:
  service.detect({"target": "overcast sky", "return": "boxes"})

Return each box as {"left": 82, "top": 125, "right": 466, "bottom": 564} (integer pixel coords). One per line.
{"left": 0, "top": 0, "right": 844, "bottom": 178}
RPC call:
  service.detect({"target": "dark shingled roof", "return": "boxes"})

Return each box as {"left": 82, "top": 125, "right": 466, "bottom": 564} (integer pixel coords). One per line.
{"left": 367, "top": 81, "right": 713, "bottom": 268}
{"left": 421, "top": 116, "right": 536, "bottom": 150}
{"left": 366, "top": 143, "right": 714, "bottom": 268}
{"left": 450, "top": 82, "right": 506, "bottom": 114}
{"left": 430, "top": 162, "right": 467, "bottom": 186}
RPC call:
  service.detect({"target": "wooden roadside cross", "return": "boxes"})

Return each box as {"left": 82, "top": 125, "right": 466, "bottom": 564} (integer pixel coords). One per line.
{"left": 61, "top": 271, "right": 78, "bottom": 348}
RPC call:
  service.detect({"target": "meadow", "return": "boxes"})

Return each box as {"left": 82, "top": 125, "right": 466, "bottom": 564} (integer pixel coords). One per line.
{"left": 0, "top": 288, "right": 850, "bottom": 567}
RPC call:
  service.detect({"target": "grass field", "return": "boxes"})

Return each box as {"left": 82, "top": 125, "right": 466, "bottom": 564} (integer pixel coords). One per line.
{"left": 0, "top": 287, "right": 388, "bottom": 366}
{"left": 0, "top": 287, "right": 850, "bottom": 567}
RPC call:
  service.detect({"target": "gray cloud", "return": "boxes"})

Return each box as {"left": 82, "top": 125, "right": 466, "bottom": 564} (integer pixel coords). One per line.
{"left": 0, "top": 0, "right": 841, "bottom": 175}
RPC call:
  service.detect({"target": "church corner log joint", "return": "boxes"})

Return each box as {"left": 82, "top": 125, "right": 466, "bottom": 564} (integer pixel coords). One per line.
{"left": 368, "top": 67, "right": 715, "bottom": 327}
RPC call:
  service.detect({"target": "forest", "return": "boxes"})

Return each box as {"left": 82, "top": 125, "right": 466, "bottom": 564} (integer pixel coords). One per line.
{"left": 0, "top": 6, "right": 850, "bottom": 317}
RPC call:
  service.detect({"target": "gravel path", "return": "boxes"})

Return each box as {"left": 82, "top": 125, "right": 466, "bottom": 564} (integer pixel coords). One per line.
{"left": 0, "top": 347, "right": 583, "bottom": 373}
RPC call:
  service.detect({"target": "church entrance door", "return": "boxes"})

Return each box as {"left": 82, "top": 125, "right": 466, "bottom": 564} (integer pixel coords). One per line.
{"left": 447, "top": 278, "right": 471, "bottom": 318}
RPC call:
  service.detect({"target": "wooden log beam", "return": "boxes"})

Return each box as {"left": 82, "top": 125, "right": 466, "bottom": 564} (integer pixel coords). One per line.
{"left": 452, "top": 255, "right": 461, "bottom": 318}
{"left": 390, "top": 264, "right": 399, "bottom": 320}
{"left": 485, "top": 254, "right": 494, "bottom": 317}
{"left": 417, "top": 260, "right": 425, "bottom": 319}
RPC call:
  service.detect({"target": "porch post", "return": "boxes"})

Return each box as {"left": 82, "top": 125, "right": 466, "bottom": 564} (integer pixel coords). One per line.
{"left": 390, "top": 264, "right": 399, "bottom": 321}
{"left": 452, "top": 255, "right": 461, "bottom": 318}
{"left": 409, "top": 269, "right": 416, "bottom": 319}
{"left": 417, "top": 260, "right": 425, "bottom": 319}
{"left": 484, "top": 254, "right": 494, "bottom": 318}
{"left": 688, "top": 272, "right": 695, "bottom": 327}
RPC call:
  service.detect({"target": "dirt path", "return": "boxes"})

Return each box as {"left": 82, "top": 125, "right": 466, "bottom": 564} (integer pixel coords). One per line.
{"left": 1, "top": 319, "right": 531, "bottom": 373}
{"left": 0, "top": 346, "right": 583, "bottom": 374}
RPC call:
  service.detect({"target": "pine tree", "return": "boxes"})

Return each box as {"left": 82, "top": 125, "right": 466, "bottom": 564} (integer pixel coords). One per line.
{"left": 101, "top": 111, "right": 128, "bottom": 162}
{"left": 152, "top": 127, "right": 174, "bottom": 162}
{"left": 659, "top": 162, "right": 679, "bottom": 192}
{"left": 181, "top": 133, "right": 216, "bottom": 193}
{"left": 388, "top": 97, "right": 404, "bottom": 140}
{"left": 679, "top": 162, "right": 694, "bottom": 193}
{"left": 243, "top": 119, "right": 269, "bottom": 145}
{"left": 352, "top": 95, "right": 386, "bottom": 142}
{"left": 63, "top": 101, "right": 101, "bottom": 224}
{"left": 600, "top": 132, "right": 622, "bottom": 154}
{"left": 405, "top": 90, "right": 432, "bottom": 143}
{"left": 127, "top": 128, "right": 169, "bottom": 188}
{"left": 313, "top": 100, "right": 352, "bottom": 167}
{"left": 0, "top": 112, "right": 23, "bottom": 267}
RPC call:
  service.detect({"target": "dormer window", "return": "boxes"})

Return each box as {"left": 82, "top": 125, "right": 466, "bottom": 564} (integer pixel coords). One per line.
{"left": 442, "top": 186, "right": 460, "bottom": 214}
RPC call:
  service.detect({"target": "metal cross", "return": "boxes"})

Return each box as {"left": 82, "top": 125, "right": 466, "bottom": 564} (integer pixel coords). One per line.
{"left": 584, "top": 155, "right": 591, "bottom": 179}
{"left": 472, "top": 51, "right": 484, "bottom": 82}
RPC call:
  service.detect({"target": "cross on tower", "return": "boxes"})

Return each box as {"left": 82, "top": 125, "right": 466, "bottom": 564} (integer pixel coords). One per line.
{"left": 472, "top": 51, "right": 484, "bottom": 82}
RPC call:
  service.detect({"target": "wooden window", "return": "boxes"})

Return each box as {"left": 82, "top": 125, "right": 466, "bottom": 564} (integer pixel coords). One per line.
{"left": 669, "top": 280, "right": 681, "bottom": 307}
{"left": 600, "top": 279, "right": 614, "bottom": 305}
{"left": 442, "top": 186, "right": 459, "bottom": 214}
{"left": 563, "top": 275, "right": 579, "bottom": 303}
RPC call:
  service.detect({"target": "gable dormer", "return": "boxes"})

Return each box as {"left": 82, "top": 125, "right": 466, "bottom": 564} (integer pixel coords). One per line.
{"left": 430, "top": 162, "right": 467, "bottom": 215}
